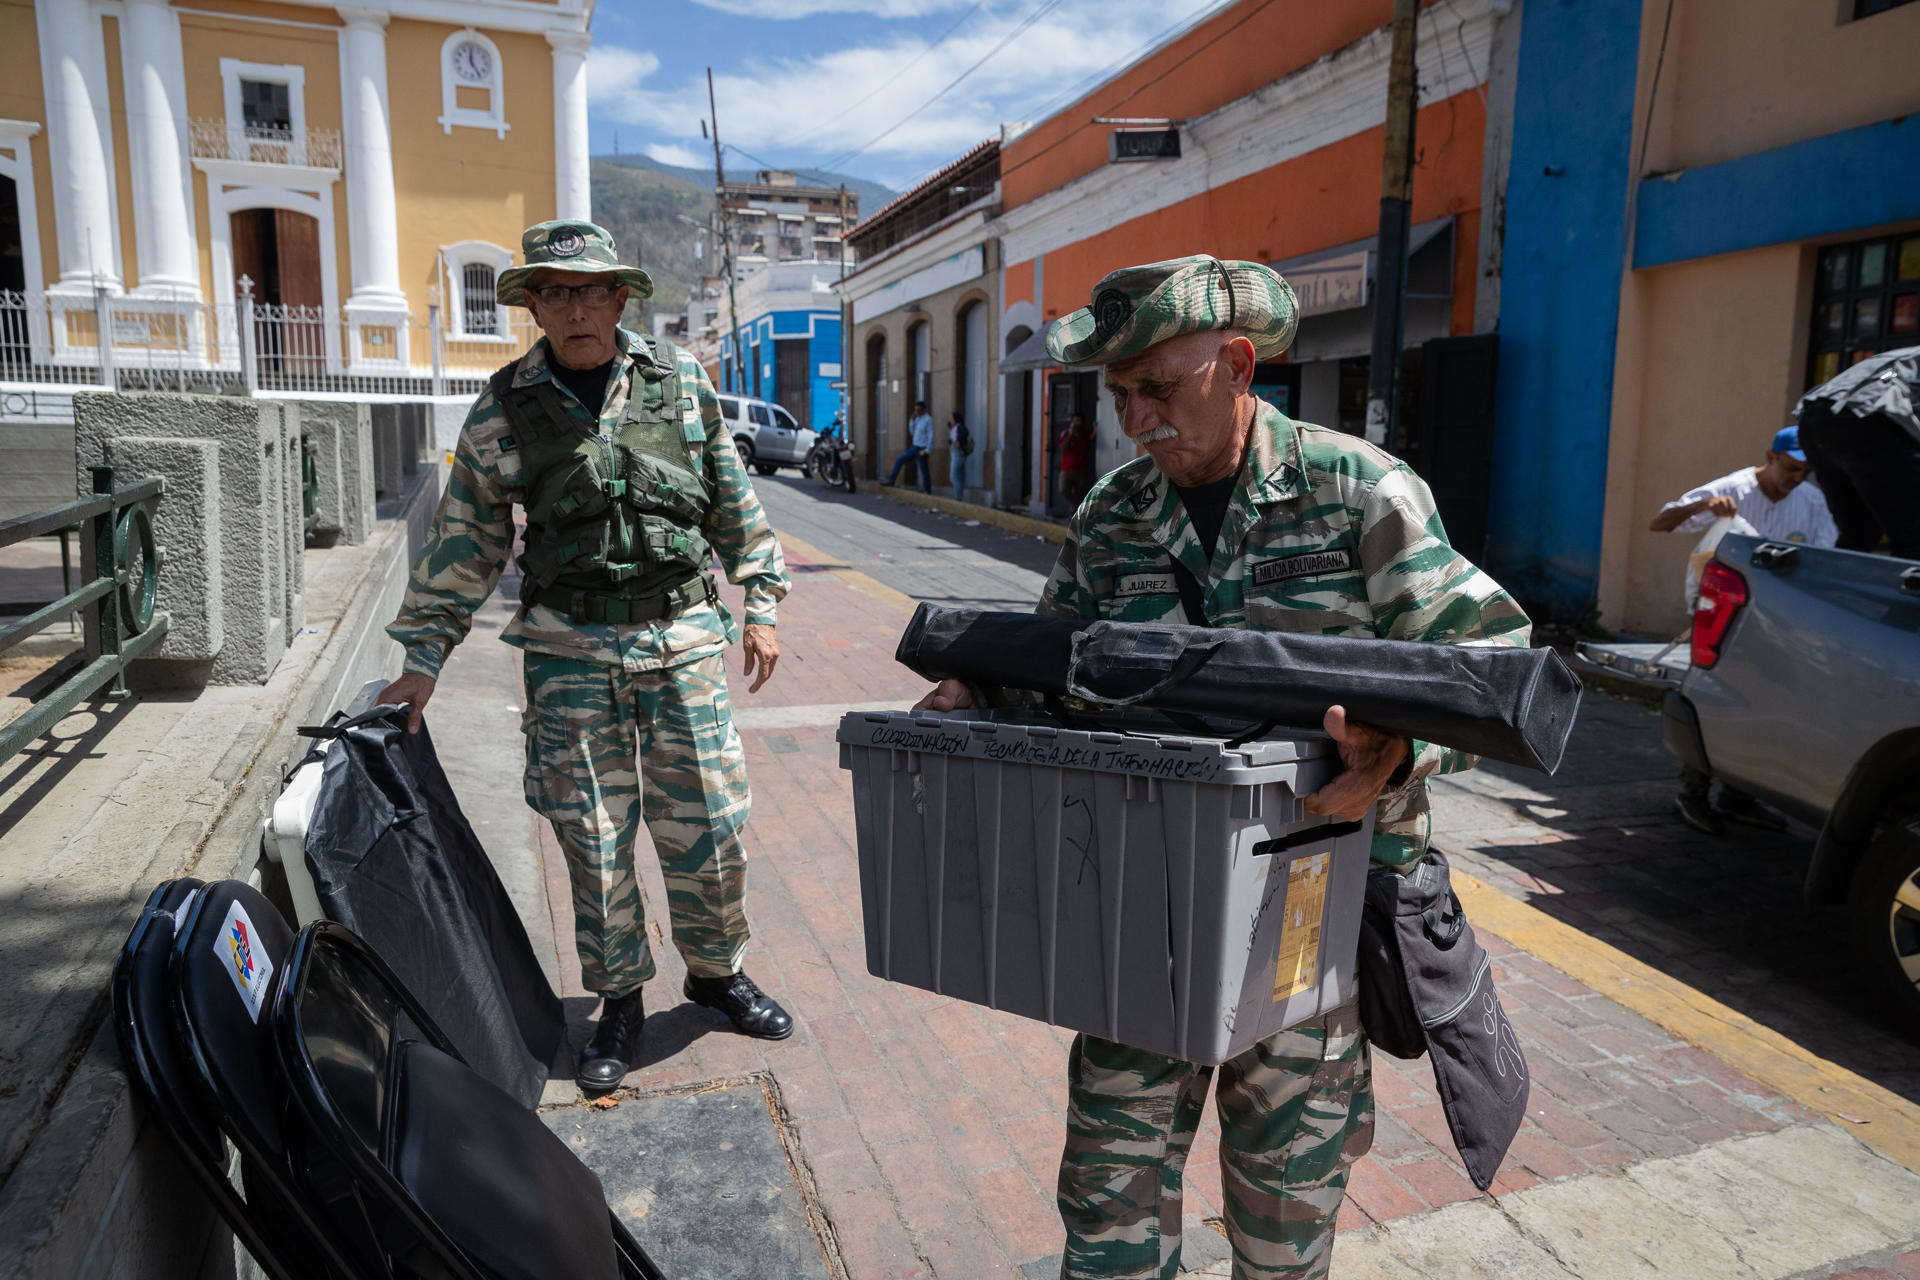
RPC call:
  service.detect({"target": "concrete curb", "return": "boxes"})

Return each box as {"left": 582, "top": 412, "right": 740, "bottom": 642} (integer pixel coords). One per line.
{"left": 868, "top": 484, "right": 1068, "bottom": 543}
{"left": 1453, "top": 866, "right": 1920, "bottom": 1174}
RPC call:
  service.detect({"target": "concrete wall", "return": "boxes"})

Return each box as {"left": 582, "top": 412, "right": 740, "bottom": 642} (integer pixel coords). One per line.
{"left": 1598, "top": 243, "right": 1810, "bottom": 635}
{"left": 71, "top": 393, "right": 391, "bottom": 682}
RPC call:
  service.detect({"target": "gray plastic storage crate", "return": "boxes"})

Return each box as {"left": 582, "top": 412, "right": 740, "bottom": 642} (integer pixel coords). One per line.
{"left": 836, "top": 710, "right": 1375, "bottom": 1065}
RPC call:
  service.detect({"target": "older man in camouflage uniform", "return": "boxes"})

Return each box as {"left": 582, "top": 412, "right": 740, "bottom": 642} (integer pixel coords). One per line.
{"left": 381, "top": 220, "right": 796, "bottom": 1092}
{"left": 919, "top": 256, "right": 1531, "bottom": 1278}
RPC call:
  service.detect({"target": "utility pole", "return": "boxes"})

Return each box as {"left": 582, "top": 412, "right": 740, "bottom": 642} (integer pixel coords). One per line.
{"left": 708, "top": 68, "right": 745, "bottom": 395}
{"left": 838, "top": 183, "right": 851, "bottom": 432}
{"left": 1365, "top": 0, "right": 1419, "bottom": 447}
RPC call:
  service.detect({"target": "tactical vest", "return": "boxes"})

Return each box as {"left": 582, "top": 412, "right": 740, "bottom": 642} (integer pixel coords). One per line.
{"left": 489, "top": 336, "right": 715, "bottom": 625}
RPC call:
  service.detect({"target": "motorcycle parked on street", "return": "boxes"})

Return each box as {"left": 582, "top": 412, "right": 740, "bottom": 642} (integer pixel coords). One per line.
{"left": 806, "top": 415, "right": 857, "bottom": 493}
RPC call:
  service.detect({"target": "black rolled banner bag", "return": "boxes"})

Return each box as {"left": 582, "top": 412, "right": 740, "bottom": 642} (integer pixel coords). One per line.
{"left": 1357, "top": 849, "right": 1529, "bottom": 1190}
{"left": 300, "top": 705, "right": 565, "bottom": 1109}
{"left": 894, "top": 605, "right": 1581, "bottom": 774}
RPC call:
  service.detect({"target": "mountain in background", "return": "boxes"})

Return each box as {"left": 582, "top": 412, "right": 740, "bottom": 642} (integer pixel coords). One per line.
{"left": 588, "top": 159, "right": 711, "bottom": 321}
{"left": 597, "top": 153, "right": 896, "bottom": 226}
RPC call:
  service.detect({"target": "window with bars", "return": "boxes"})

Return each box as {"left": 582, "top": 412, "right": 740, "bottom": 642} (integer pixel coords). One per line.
{"left": 461, "top": 262, "right": 499, "bottom": 336}
{"left": 1807, "top": 232, "right": 1920, "bottom": 388}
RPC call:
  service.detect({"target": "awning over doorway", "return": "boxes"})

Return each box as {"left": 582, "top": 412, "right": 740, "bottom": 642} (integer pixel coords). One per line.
{"left": 1270, "top": 216, "right": 1454, "bottom": 317}
{"left": 1000, "top": 326, "right": 1053, "bottom": 372}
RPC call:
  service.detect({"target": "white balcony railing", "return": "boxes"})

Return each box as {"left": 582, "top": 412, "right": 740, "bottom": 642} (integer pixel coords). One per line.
{"left": 189, "top": 118, "right": 344, "bottom": 169}
{"left": 0, "top": 288, "right": 542, "bottom": 402}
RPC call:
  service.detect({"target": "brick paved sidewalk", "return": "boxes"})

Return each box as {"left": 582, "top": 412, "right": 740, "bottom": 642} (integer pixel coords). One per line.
{"left": 514, "top": 530, "right": 1919, "bottom": 1279}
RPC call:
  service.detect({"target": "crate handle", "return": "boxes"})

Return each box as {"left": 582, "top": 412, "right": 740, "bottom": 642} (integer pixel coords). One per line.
{"left": 1252, "top": 818, "right": 1364, "bottom": 857}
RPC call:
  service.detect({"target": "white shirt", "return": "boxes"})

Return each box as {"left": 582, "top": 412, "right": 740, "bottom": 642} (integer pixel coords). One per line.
{"left": 1659, "top": 467, "right": 1839, "bottom": 546}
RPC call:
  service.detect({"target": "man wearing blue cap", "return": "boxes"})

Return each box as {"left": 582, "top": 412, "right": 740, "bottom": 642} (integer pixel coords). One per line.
{"left": 1648, "top": 425, "right": 1838, "bottom": 546}
{"left": 1649, "top": 425, "right": 1837, "bottom": 833}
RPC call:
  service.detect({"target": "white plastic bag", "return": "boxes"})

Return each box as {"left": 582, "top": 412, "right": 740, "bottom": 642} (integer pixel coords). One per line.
{"left": 1684, "top": 515, "right": 1757, "bottom": 612}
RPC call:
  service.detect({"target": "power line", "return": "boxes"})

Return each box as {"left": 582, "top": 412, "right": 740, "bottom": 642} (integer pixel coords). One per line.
{"left": 819, "top": 0, "right": 1069, "bottom": 171}
{"left": 789, "top": 2, "right": 986, "bottom": 149}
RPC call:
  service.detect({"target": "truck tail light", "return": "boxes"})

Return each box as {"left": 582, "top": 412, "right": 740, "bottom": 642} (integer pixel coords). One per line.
{"left": 1691, "top": 561, "right": 1748, "bottom": 668}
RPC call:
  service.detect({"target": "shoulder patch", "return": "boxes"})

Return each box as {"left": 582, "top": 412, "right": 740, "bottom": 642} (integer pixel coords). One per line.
{"left": 1251, "top": 548, "right": 1355, "bottom": 586}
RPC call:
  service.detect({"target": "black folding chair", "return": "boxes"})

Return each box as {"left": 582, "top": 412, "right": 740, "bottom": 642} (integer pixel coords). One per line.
{"left": 162, "top": 879, "right": 366, "bottom": 1278}
{"left": 113, "top": 878, "right": 309, "bottom": 1280}
{"left": 273, "top": 921, "right": 667, "bottom": 1280}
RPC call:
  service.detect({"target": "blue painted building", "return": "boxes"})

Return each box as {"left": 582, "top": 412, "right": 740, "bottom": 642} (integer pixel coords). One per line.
{"left": 1489, "top": 0, "right": 1920, "bottom": 633}
{"left": 716, "top": 261, "right": 845, "bottom": 434}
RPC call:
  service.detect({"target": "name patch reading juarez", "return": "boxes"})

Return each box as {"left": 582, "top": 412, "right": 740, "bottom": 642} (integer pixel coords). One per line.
{"left": 1251, "top": 548, "right": 1354, "bottom": 586}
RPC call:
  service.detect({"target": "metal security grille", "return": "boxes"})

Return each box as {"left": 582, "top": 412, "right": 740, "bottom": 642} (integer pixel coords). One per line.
{"left": 1807, "top": 232, "right": 1920, "bottom": 388}
{"left": 461, "top": 263, "right": 498, "bottom": 336}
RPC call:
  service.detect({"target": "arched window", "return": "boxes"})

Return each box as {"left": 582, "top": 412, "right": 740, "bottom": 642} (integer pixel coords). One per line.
{"left": 908, "top": 320, "right": 931, "bottom": 410}
{"left": 460, "top": 263, "right": 498, "bottom": 336}
{"left": 866, "top": 332, "right": 888, "bottom": 458}
{"left": 441, "top": 241, "right": 513, "bottom": 341}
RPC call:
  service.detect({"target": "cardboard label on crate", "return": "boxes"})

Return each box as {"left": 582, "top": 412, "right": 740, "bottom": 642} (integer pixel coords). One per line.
{"left": 1271, "top": 852, "right": 1329, "bottom": 1002}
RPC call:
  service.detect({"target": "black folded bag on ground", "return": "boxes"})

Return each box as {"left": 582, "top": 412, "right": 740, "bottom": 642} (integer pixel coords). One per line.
{"left": 894, "top": 604, "right": 1581, "bottom": 773}
{"left": 300, "top": 704, "right": 565, "bottom": 1109}
{"left": 1356, "top": 849, "right": 1529, "bottom": 1190}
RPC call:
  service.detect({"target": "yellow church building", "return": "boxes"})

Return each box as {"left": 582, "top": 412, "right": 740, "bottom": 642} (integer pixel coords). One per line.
{"left": 0, "top": 0, "right": 591, "bottom": 393}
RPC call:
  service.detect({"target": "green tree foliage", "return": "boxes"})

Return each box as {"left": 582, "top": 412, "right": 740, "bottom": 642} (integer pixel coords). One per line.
{"left": 589, "top": 159, "right": 711, "bottom": 329}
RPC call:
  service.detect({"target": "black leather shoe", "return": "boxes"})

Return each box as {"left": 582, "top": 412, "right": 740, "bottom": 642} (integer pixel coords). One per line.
{"left": 684, "top": 971, "right": 794, "bottom": 1040}
{"left": 576, "top": 990, "right": 645, "bottom": 1091}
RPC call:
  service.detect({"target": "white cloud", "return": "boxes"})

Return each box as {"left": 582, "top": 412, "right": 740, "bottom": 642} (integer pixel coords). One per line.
{"left": 645, "top": 142, "right": 711, "bottom": 168}
{"left": 590, "top": 0, "right": 1226, "bottom": 185}
{"left": 692, "top": 0, "right": 969, "bottom": 14}
{"left": 586, "top": 46, "right": 661, "bottom": 103}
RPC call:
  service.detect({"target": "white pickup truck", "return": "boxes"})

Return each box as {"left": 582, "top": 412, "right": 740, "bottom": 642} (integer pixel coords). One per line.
{"left": 1579, "top": 533, "right": 1920, "bottom": 1024}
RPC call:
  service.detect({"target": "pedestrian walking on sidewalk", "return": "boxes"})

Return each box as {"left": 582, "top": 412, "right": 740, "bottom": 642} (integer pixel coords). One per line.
{"left": 948, "top": 410, "right": 973, "bottom": 500}
{"left": 887, "top": 401, "right": 935, "bottom": 492}
{"left": 914, "top": 256, "right": 1532, "bottom": 1280}
{"left": 1649, "top": 424, "right": 1834, "bottom": 835}
{"left": 379, "top": 220, "right": 797, "bottom": 1095}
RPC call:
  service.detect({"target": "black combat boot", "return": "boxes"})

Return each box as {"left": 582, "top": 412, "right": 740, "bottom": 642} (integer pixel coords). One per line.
{"left": 576, "top": 989, "right": 645, "bottom": 1091}
{"left": 683, "top": 971, "right": 794, "bottom": 1040}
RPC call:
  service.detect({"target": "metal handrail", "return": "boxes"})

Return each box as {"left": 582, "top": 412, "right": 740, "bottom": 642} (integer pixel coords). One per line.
{"left": 0, "top": 465, "right": 169, "bottom": 763}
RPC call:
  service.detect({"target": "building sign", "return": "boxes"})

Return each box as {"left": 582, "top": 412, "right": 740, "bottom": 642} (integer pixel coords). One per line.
{"left": 818, "top": 362, "right": 842, "bottom": 377}
{"left": 1288, "top": 249, "right": 1371, "bottom": 317}
{"left": 1108, "top": 128, "right": 1181, "bottom": 163}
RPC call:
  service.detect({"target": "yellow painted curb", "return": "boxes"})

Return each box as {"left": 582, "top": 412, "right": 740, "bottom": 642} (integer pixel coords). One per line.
{"left": 870, "top": 485, "right": 1068, "bottom": 543}
{"left": 1455, "top": 868, "right": 1920, "bottom": 1173}
{"left": 777, "top": 529, "right": 920, "bottom": 617}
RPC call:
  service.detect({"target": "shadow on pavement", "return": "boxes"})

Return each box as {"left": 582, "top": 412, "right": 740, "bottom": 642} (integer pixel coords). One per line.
{"left": 1437, "top": 691, "right": 1920, "bottom": 1108}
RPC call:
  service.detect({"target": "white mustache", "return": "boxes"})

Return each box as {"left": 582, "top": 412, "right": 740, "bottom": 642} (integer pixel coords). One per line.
{"left": 1135, "top": 425, "right": 1179, "bottom": 444}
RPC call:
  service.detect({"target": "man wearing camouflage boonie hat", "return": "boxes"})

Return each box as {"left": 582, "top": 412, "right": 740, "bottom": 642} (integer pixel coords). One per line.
{"left": 382, "top": 220, "right": 797, "bottom": 1093}
{"left": 917, "top": 255, "right": 1531, "bottom": 1278}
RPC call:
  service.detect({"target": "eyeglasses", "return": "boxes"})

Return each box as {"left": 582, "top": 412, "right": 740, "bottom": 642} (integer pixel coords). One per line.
{"left": 529, "top": 283, "right": 619, "bottom": 307}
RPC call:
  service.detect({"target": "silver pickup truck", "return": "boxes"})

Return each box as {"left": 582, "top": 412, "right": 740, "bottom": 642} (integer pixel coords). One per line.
{"left": 1580, "top": 533, "right": 1920, "bottom": 1023}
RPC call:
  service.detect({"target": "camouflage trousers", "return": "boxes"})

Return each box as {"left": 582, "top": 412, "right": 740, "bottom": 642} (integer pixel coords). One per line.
{"left": 520, "top": 650, "right": 752, "bottom": 997}
{"left": 1058, "top": 1003, "right": 1374, "bottom": 1280}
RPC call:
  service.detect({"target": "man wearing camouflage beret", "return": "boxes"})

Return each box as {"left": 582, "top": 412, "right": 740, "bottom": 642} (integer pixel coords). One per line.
{"left": 381, "top": 220, "right": 796, "bottom": 1093}
{"left": 917, "top": 256, "right": 1531, "bottom": 1278}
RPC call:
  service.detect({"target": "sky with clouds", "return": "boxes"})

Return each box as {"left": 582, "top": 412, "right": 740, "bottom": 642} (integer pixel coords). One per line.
{"left": 586, "top": 0, "right": 1233, "bottom": 192}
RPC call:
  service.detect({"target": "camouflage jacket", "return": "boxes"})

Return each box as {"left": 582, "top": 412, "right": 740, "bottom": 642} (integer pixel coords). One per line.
{"left": 387, "top": 328, "right": 789, "bottom": 678}
{"left": 1040, "top": 403, "right": 1532, "bottom": 866}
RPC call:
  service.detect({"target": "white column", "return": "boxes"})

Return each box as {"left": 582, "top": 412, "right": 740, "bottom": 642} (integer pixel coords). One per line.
{"left": 34, "top": 0, "right": 119, "bottom": 293}
{"left": 122, "top": 0, "right": 200, "bottom": 299}
{"left": 337, "top": 5, "right": 405, "bottom": 312}
{"left": 547, "top": 30, "right": 591, "bottom": 221}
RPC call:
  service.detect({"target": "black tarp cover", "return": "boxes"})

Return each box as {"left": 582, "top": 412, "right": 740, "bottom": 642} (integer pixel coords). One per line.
{"left": 302, "top": 706, "right": 564, "bottom": 1108}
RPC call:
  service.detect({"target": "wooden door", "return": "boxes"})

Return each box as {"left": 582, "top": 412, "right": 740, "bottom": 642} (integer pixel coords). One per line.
{"left": 273, "top": 210, "right": 325, "bottom": 374}
{"left": 775, "top": 338, "right": 811, "bottom": 433}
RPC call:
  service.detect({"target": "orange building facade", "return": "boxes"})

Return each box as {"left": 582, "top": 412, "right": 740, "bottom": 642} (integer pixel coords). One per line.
{"left": 992, "top": 0, "right": 1520, "bottom": 541}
